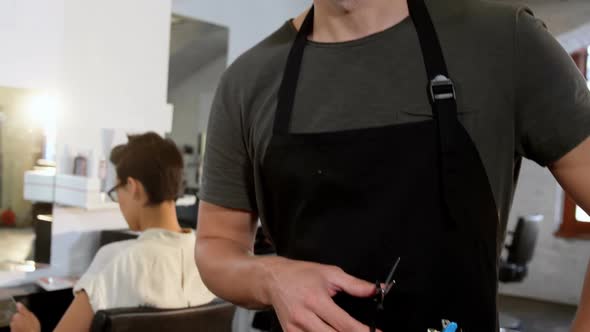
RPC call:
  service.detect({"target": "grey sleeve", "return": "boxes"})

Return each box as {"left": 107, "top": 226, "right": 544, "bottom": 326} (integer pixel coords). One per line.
{"left": 514, "top": 8, "right": 590, "bottom": 166}
{"left": 199, "top": 70, "right": 257, "bottom": 212}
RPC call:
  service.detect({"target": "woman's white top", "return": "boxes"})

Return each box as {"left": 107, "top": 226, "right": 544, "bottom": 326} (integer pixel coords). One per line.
{"left": 74, "top": 228, "right": 215, "bottom": 312}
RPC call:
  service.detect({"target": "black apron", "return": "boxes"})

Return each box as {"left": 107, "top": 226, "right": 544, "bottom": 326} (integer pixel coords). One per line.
{"left": 260, "top": 0, "right": 499, "bottom": 330}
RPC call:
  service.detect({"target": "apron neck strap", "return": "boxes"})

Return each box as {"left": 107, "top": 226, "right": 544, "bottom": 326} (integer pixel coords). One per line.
{"left": 407, "top": 0, "right": 457, "bottom": 105}
{"left": 273, "top": 7, "right": 315, "bottom": 135}
{"left": 408, "top": 0, "right": 448, "bottom": 79}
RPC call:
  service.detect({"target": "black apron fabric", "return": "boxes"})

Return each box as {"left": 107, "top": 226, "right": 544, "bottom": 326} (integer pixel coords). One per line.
{"left": 260, "top": 0, "right": 499, "bottom": 330}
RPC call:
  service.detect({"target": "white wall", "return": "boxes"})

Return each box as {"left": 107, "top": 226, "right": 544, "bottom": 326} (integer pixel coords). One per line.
{"left": 172, "top": 0, "right": 311, "bottom": 63}
{"left": 499, "top": 159, "right": 590, "bottom": 305}
{"left": 0, "top": 0, "right": 64, "bottom": 89}
{"left": 57, "top": 0, "right": 173, "bottom": 156}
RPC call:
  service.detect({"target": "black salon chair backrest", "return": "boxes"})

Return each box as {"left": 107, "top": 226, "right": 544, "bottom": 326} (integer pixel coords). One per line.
{"left": 90, "top": 300, "right": 236, "bottom": 332}
{"left": 499, "top": 215, "right": 542, "bottom": 283}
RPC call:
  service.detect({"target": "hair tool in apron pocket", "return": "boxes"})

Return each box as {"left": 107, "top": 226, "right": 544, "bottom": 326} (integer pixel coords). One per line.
{"left": 428, "top": 319, "right": 462, "bottom": 332}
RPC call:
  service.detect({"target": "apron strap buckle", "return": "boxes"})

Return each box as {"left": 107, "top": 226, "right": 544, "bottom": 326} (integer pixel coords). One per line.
{"left": 429, "top": 75, "right": 456, "bottom": 101}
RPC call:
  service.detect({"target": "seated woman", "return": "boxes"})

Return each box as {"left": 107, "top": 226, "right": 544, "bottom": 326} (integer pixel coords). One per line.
{"left": 10, "top": 132, "right": 215, "bottom": 332}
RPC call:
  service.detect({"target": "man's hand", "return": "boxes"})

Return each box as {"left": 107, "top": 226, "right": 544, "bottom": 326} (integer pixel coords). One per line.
{"left": 265, "top": 258, "right": 381, "bottom": 332}
{"left": 10, "top": 303, "right": 40, "bottom": 332}
{"left": 196, "top": 201, "right": 381, "bottom": 331}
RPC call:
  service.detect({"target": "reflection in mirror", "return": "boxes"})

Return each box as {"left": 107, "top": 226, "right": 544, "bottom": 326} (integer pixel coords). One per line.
{"left": 0, "top": 87, "right": 57, "bottom": 272}
{"left": 167, "top": 15, "right": 228, "bottom": 229}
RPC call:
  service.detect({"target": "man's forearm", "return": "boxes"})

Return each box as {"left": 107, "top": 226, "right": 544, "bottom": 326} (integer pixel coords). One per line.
{"left": 195, "top": 238, "right": 283, "bottom": 309}
{"left": 549, "top": 139, "right": 590, "bottom": 331}
{"left": 572, "top": 260, "right": 590, "bottom": 332}
{"left": 550, "top": 138, "right": 590, "bottom": 212}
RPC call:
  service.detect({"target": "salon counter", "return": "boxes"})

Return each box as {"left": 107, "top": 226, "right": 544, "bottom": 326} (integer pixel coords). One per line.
{"left": 0, "top": 283, "right": 73, "bottom": 332}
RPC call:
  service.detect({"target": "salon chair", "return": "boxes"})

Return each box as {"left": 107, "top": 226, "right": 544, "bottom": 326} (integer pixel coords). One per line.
{"left": 498, "top": 214, "right": 543, "bottom": 332}
{"left": 90, "top": 299, "right": 236, "bottom": 332}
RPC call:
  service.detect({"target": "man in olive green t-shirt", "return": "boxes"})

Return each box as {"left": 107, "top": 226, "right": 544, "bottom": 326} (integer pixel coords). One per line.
{"left": 194, "top": 0, "right": 590, "bottom": 331}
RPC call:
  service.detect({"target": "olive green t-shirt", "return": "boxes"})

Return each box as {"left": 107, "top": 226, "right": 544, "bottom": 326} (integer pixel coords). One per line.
{"left": 200, "top": 0, "right": 590, "bottom": 245}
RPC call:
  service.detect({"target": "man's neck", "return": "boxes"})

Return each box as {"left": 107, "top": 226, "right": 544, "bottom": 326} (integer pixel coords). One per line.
{"left": 138, "top": 201, "right": 182, "bottom": 233}
{"left": 294, "top": 0, "right": 409, "bottom": 42}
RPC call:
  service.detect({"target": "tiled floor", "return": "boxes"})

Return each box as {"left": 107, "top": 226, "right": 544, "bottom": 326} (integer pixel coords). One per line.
{"left": 499, "top": 295, "right": 578, "bottom": 332}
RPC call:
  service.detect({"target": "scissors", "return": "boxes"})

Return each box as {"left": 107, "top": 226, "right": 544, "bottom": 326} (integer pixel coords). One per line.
{"left": 374, "top": 257, "right": 401, "bottom": 310}
{"left": 370, "top": 257, "right": 401, "bottom": 332}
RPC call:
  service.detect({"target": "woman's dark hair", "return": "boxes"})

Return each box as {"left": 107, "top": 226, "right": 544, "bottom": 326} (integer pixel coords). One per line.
{"left": 110, "top": 132, "right": 183, "bottom": 205}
